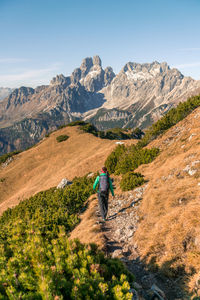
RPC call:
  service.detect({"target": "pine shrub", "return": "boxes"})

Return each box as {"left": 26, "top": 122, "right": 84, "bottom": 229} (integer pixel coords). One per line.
{"left": 120, "top": 172, "right": 145, "bottom": 191}
{"left": 105, "top": 144, "right": 126, "bottom": 174}
{"left": 115, "top": 146, "right": 159, "bottom": 175}
{"left": 0, "top": 174, "right": 135, "bottom": 299}
{"left": 138, "top": 94, "right": 200, "bottom": 148}
{"left": 56, "top": 135, "right": 69, "bottom": 142}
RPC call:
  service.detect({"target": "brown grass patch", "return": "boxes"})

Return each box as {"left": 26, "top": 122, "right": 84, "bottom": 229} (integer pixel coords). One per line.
{"left": 0, "top": 126, "right": 135, "bottom": 215}
{"left": 133, "top": 107, "right": 200, "bottom": 291}
{"left": 69, "top": 195, "right": 106, "bottom": 249}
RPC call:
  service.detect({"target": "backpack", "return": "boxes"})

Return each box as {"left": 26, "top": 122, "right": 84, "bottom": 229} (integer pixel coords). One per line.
{"left": 99, "top": 174, "right": 109, "bottom": 194}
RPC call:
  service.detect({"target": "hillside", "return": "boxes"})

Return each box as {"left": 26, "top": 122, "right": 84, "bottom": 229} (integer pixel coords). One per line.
{"left": 134, "top": 105, "right": 200, "bottom": 291}
{"left": 70, "top": 105, "right": 200, "bottom": 297}
{"left": 0, "top": 97, "right": 200, "bottom": 298}
{"left": 0, "top": 126, "right": 134, "bottom": 215}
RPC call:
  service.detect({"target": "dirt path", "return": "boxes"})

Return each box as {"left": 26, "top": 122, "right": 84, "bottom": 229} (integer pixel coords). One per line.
{"left": 96, "top": 185, "right": 186, "bottom": 300}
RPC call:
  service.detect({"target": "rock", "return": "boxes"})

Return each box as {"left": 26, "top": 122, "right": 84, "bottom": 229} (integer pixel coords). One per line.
{"left": 127, "top": 230, "right": 134, "bottom": 238}
{"left": 57, "top": 178, "right": 72, "bottom": 189}
{"left": 87, "top": 172, "right": 94, "bottom": 178}
{"left": 1, "top": 157, "right": 13, "bottom": 168}
{"left": 129, "top": 288, "right": 142, "bottom": 300}
{"left": 198, "top": 183, "right": 200, "bottom": 186}
{"left": 183, "top": 165, "right": 190, "bottom": 172}
{"left": 188, "top": 169, "right": 197, "bottom": 176}
{"left": 151, "top": 284, "right": 166, "bottom": 300}
{"left": 104, "top": 66, "right": 115, "bottom": 85}
{"left": 115, "top": 141, "right": 124, "bottom": 145}
{"left": 133, "top": 282, "right": 142, "bottom": 290}
{"left": 50, "top": 74, "right": 70, "bottom": 86}
{"left": 93, "top": 55, "right": 102, "bottom": 66}
{"left": 111, "top": 249, "right": 122, "bottom": 258}
{"left": 80, "top": 57, "right": 93, "bottom": 77}
{"left": 141, "top": 274, "right": 154, "bottom": 289}
{"left": 192, "top": 160, "right": 200, "bottom": 166}
{"left": 71, "top": 68, "right": 82, "bottom": 84}
{"left": 188, "top": 133, "right": 197, "bottom": 141}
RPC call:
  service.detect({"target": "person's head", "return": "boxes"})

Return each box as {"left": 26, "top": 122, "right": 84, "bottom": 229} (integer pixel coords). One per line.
{"left": 101, "top": 166, "right": 107, "bottom": 173}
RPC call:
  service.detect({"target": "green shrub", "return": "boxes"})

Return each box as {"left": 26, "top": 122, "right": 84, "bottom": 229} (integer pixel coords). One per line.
{"left": 105, "top": 145, "right": 126, "bottom": 174}
{"left": 131, "top": 128, "right": 144, "bottom": 139}
{"left": 105, "top": 144, "right": 159, "bottom": 175}
{"left": 103, "top": 128, "right": 132, "bottom": 140}
{"left": 0, "top": 176, "right": 95, "bottom": 242}
{"left": 56, "top": 135, "right": 69, "bottom": 142}
{"left": 120, "top": 172, "right": 145, "bottom": 191}
{"left": 0, "top": 173, "right": 135, "bottom": 299}
{"left": 0, "top": 227, "right": 134, "bottom": 299}
{"left": 115, "top": 146, "right": 159, "bottom": 175}
{"left": 138, "top": 94, "right": 200, "bottom": 148}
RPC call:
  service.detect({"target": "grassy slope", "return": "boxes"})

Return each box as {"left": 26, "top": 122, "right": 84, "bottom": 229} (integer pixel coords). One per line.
{"left": 0, "top": 126, "right": 134, "bottom": 215}
{"left": 71, "top": 107, "right": 200, "bottom": 293}
{"left": 133, "top": 106, "right": 200, "bottom": 290}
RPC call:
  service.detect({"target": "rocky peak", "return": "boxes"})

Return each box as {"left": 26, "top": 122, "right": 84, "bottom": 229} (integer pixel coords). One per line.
{"left": 6, "top": 86, "right": 35, "bottom": 109}
{"left": 120, "top": 61, "right": 180, "bottom": 83}
{"left": 71, "top": 68, "right": 82, "bottom": 84}
{"left": 104, "top": 67, "right": 115, "bottom": 85}
{"left": 50, "top": 74, "right": 71, "bottom": 86}
{"left": 80, "top": 57, "right": 93, "bottom": 77}
{"left": 93, "top": 55, "right": 102, "bottom": 66}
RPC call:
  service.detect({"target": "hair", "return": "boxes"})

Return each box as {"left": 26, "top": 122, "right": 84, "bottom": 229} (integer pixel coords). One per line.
{"left": 102, "top": 166, "right": 107, "bottom": 173}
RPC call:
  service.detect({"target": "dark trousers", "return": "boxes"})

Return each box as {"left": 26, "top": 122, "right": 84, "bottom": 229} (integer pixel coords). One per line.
{"left": 97, "top": 192, "right": 109, "bottom": 219}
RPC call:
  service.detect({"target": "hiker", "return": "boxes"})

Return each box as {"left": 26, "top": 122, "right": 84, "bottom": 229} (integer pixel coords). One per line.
{"left": 93, "top": 166, "right": 114, "bottom": 221}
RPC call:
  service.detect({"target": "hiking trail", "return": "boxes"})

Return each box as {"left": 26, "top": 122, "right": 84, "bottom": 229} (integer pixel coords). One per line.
{"left": 96, "top": 184, "right": 186, "bottom": 300}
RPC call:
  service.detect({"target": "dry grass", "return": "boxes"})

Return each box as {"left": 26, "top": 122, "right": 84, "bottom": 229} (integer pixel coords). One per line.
{"left": 133, "top": 107, "right": 200, "bottom": 291}
{"left": 69, "top": 195, "right": 106, "bottom": 249}
{"left": 0, "top": 126, "right": 134, "bottom": 215}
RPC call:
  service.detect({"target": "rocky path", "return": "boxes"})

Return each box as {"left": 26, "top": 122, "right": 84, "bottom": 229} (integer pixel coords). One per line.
{"left": 96, "top": 185, "right": 185, "bottom": 300}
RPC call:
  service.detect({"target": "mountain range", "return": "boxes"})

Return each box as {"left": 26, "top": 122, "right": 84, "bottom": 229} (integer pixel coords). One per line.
{"left": 0, "top": 55, "right": 200, "bottom": 155}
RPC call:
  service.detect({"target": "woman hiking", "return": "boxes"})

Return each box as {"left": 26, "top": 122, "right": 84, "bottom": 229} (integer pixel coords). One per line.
{"left": 93, "top": 166, "right": 114, "bottom": 221}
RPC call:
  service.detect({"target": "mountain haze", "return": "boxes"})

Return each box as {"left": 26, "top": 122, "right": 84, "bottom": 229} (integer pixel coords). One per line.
{"left": 0, "top": 87, "right": 13, "bottom": 101}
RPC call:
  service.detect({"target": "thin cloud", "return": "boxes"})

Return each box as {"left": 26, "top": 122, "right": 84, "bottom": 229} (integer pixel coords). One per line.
{"left": 0, "top": 63, "right": 62, "bottom": 87}
{"left": 178, "top": 48, "right": 200, "bottom": 52}
{"left": 0, "top": 58, "right": 29, "bottom": 64}
{"left": 173, "top": 62, "right": 200, "bottom": 69}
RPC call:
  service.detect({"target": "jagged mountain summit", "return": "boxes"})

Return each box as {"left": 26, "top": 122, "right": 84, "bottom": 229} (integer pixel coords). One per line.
{"left": 86, "top": 60, "right": 200, "bottom": 129}
{"left": 0, "top": 55, "right": 200, "bottom": 154}
{"left": 0, "top": 56, "right": 115, "bottom": 128}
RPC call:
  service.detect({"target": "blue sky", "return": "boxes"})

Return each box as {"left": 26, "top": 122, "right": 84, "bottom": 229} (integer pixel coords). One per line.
{"left": 0, "top": 0, "right": 200, "bottom": 87}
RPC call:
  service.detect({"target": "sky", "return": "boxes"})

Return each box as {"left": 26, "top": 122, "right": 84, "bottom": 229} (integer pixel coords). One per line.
{"left": 0, "top": 0, "right": 200, "bottom": 88}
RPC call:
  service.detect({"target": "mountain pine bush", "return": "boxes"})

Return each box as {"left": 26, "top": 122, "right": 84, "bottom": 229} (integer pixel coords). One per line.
{"left": 56, "top": 135, "right": 69, "bottom": 142}
{"left": 120, "top": 172, "right": 145, "bottom": 191}
{"left": 0, "top": 174, "right": 135, "bottom": 299}
{"left": 105, "top": 145, "right": 126, "bottom": 174}
{"left": 105, "top": 144, "right": 159, "bottom": 175}
{"left": 137, "top": 94, "right": 200, "bottom": 148}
